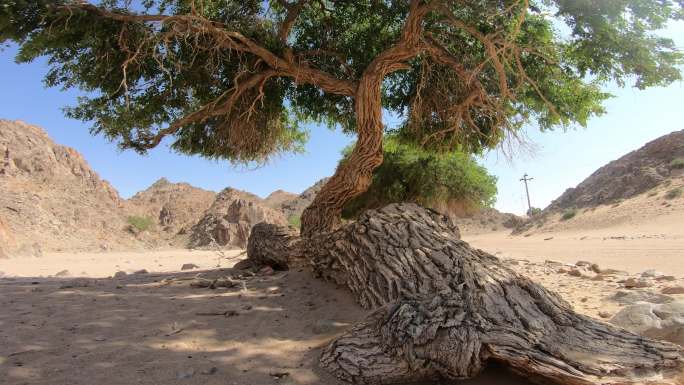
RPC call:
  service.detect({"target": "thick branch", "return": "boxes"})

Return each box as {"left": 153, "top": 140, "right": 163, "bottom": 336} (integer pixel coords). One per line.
{"left": 63, "top": 3, "right": 356, "bottom": 97}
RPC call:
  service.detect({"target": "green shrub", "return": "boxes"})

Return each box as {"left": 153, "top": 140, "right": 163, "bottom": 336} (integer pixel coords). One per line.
{"left": 670, "top": 158, "right": 684, "bottom": 169}
{"left": 560, "top": 209, "right": 577, "bottom": 221}
{"left": 126, "top": 215, "right": 154, "bottom": 232}
{"left": 527, "top": 207, "right": 542, "bottom": 217}
{"left": 341, "top": 136, "right": 498, "bottom": 219}
{"left": 665, "top": 188, "right": 682, "bottom": 200}
{"left": 288, "top": 215, "right": 301, "bottom": 229}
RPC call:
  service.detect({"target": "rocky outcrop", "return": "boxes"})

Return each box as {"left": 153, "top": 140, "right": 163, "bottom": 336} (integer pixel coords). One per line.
{"left": 0, "top": 120, "right": 143, "bottom": 255}
{"left": 188, "top": 188, "right": 288, "bottom": 249}
{"left": 276, "top": 178, "right": 329, "bottom": 220}
{"left": 548, "top": 129, "right": 684, "bottom": 211}
{"left": 126, "top": 178, "right": 216, "bottom": 245}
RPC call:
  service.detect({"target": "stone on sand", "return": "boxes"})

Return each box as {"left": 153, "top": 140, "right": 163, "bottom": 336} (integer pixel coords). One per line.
{"left": 610, "top": 301, "right": 684, "bottom": 346}
{"left": 662, "top": 286, "right": 684, "bottom": 295}
{"left": 181, "top": 263, "right": 199, "bottom": 271}
{"left": 609, "top": 290, "right": 674, "bottom": 305}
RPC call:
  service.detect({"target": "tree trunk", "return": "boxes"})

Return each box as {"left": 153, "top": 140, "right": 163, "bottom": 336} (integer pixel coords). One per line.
{"left": 248, "top": 204, "right": 684, "bottom": 385}
{"left": 299, "top": 76, "right": 385, "bottom": 237}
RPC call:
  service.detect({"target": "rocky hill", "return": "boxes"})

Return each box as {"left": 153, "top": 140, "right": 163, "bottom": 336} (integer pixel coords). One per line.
{"left": 0, "top": 120, "right": 143, "bottom": 256}
{"left": 189, "top": 188, "right": 288, "bottom": 249}
{"left": 547, "top": 129, "right": 684, "bottom": 211}
{"left": 126, "top": 178, "right": 216, "bottom": 246}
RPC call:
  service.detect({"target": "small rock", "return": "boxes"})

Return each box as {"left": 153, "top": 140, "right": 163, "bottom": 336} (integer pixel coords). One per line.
{"left": 269, "top": 371, "right": 290, "bottom": 379}
{"left": 662, "top": 286, "right": 684, "bottom": 295}
{"left": 623, "top": 277, "right": 652, "bottom": 289}
{"left": 176, "top": 368, "right": 196, "bottom": 379}
{"left": 258, "top": 266, "right": 275, "bottom": 276}
{"left": 94, "top": 336, "right": 107, "bottom": 342}
{"left": 133, "top": 269, "right": 149, "bottom": 275}
{"left": 567, "top": 268, "right": 583, "bottom": 277}
{"left": 598, "top": 311, "right": 612, "bottom": 319}
{"left": 641, "top": 269, "right": 664, "bottom": 278}
{"left": 181, "top": 263, "right": 199, "bottom": 271}
{"left": 55, "top": 269, "right": 71, "bottom": 277}
{"left": 200, "top": 367, "right": 218, "bottom": 375}
{"left": 113, "top": 271, "right": 127, "bottom": 279}
{"left": 609, "top": 290, "right": 674, "bottom": 305}
{"left": 656, "top": 275, "right": 677, "bottom": 282}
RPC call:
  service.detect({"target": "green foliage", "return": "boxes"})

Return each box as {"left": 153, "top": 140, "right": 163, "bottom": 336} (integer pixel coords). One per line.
{"left": 527, "top": 207, "right": 542, "bottom": 217}
{"left": 126, "top": 215, "right": 154, "bottom": 232}
{"left": 560, "top": 208, "right": 577, "bottom": 221}
{"left": 1, "top": 0, "right": 682, "bottom": 162}
{"left": 341, "top": 136, "right": 498, "bottom": 219}
{"left": 665, "top": 188, "right": 682, "bottom": 200}
{"left": 670, "top": 158, "right": 684, "bottom": 169}
{"left": 287, "top": 215, "right": 301, "bottom": 229}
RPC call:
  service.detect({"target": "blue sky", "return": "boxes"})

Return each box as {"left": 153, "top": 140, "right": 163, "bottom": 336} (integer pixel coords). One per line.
{"left": 1, "top": 22, "right": 682, "bottom": 215}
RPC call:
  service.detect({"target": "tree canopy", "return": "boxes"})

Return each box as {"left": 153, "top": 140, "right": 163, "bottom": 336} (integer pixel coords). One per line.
{"left": 341, "top": 136, "right": 497, "bottom": 219}
{"left": 2, "top": 0, "right": 682, "bottom": 163}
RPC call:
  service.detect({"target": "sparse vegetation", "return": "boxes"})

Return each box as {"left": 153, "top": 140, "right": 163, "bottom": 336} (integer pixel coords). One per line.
{"left": 664, "top": 188, "right": 682, "bottom": 200}
{"left": 561, "top": 209, "right": 577, "bottom": 221}
{"left": 670, "top": 158, "right": 684, "bottom": 169}
{"left": 288, "top": 215, "right": 301, "bottom": 229}
{"left": 126, "top": 216, "right": 154, "bottom": 232}
{"left": 527, "top": 207, "right": 542, "bottom": 217}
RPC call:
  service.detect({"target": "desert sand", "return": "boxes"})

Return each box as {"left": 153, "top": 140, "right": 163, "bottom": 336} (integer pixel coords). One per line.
{"left": 0, "top": 250, "right": 533, "bottom": 385}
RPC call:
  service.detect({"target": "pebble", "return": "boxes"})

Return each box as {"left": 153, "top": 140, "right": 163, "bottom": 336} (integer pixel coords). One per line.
{"left": 181, "top": 263, "right": 199, "bottom": 271}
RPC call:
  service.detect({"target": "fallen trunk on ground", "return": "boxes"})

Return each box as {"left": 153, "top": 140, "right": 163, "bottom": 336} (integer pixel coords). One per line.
{"left": 247, "top": 203, "right": 684, "bottom": 385}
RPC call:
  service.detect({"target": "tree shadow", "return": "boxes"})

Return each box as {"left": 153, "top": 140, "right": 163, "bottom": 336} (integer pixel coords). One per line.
{"left": 0, "top": 267, "right": 534, "bottom": 385}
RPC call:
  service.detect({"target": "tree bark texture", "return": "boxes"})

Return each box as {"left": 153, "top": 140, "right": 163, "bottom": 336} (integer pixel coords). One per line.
{"left": 249, "top": 203, "right": 684, "bottom": 385}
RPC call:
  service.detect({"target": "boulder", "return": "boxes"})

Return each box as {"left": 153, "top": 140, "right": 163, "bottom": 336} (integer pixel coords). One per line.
{"left": 610, "top": 301, "right": 684, "bottom": 346}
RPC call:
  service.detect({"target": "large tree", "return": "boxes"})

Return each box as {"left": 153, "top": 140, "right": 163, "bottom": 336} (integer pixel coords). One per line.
{"left": 3, "top": 0, "right": 682, "bottom": 236}
{"left": 3, "top": 1, "right": 684, "bottom": 384}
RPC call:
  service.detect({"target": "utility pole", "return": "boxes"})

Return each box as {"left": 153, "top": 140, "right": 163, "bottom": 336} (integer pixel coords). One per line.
{"left": 520, "top": 173, "right": 533, "bottom": 213}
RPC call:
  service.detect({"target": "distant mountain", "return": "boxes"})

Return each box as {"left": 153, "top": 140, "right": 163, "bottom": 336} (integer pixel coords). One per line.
{"left": 547, "top": 129, "right": 684, "bottom": 211}
{"left": 189, "top": 188, "right": 287, "bottom": 249}
{"left": 126, "top": 178, "right": 216, "bottom": 246}
{"left": 0, "top": 120, "right": 142, "bottom": 256}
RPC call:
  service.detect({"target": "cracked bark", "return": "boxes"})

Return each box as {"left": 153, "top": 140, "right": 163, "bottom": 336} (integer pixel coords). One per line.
{"left": 248, "top": 203, "right": 684, "bottom": 385}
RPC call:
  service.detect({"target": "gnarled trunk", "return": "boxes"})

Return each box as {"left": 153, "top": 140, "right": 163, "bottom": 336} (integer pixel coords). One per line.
{"left": 299, "top": 77, "right": 384, "bottom": 237}
{"left": 248, "top": 204, "right": 684, "bottom": 385}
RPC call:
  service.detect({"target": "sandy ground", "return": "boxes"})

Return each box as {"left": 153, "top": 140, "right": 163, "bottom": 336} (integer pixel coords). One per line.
{"left": 0, "top": 251, "right": 533, "bottom": 385}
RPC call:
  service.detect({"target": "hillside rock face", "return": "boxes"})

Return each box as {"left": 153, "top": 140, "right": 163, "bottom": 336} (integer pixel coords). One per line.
{"left": 189, "top": 188, "right": 288, "bottom": 249}
{"left": 0, "top": 120, "right": 141, "bottom": 255}
{"left": 126, "top": 178, "right": 216, "bottom": 246}
{"left": 548, "top": 129, "right": 684, "bottom": 211}
{"left": 275, "top": 178, "right": 329, "bottom": 220}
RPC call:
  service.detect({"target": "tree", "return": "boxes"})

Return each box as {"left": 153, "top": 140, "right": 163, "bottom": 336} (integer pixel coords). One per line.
{"left": 3, "top": 1, "right": 684, "bottom": 384}
{"left": 341, "top": 135, "right": 497, "bottom": 219}
{"left": 3, "top": 0, "right": 682, "bottom": 236}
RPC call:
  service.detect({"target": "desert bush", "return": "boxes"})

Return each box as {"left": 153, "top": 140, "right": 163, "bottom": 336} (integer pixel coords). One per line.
{"left": 527, "top": 207, "right": 542, "bottom": 217}
{"left": 665, "top": 188, "right": 682, "bottom": 200}
{"left": 670, "top": 158, "right": 684, "bottom": 169}
{"left": 288, "top": 215, "right": 301, "bottom": 229}
{"left": 341, "top": 136, "right": 497, "bottom": 219}
{"left": 560, "top": 209, "right": 577, "bottom": 221}
{"left": 126, "top": 216, "right": 154, "bottom": 232}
